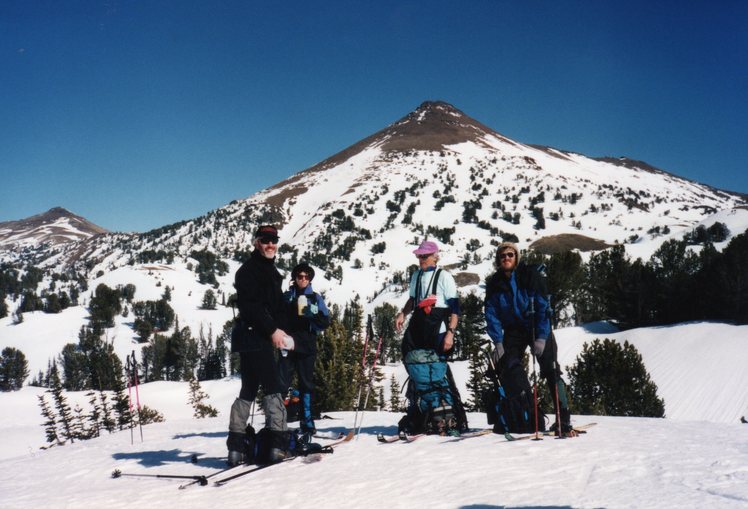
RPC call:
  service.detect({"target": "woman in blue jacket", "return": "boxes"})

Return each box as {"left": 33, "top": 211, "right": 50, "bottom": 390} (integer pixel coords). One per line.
{"left": 280, "top": 262, "right": 330, "bottom": 436}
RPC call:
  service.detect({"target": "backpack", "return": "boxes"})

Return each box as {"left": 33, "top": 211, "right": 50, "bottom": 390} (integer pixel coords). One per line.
{"left": 482, "top": 356, "right": 546, "bottom": 434}
{"left": 399, "top": 349, "right": 469, "bottom": 435}
{"left": 516, "top": 262, "right": 550, "bottom": 304}
{"left": 241, "top": 426, "right": 329, "bottom": 464}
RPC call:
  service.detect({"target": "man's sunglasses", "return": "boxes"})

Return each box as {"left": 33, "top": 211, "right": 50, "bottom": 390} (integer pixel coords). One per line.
{"left": 258, "top": 236, "right": 279, "bottom": 245}
{"left": 498, "top": 252, "right": 515, "bottom": 259}
{"left": 417, "top": 254, "right": 433, "bottom": 260}
{"left": 295, "top": 274, "right": 310, "bottom": 280}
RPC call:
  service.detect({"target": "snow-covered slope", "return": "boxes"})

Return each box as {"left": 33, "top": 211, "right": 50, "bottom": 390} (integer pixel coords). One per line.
{"left": 1, "top": 390, "right": 747, "bottom": 508}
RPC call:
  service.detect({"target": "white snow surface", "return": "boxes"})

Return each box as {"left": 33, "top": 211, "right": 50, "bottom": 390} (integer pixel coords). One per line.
{"left": 1, "top": 393, "right": 748, "bottom": 508}
{"left": 2, "top": 320, "right": 748, "bottom": 508}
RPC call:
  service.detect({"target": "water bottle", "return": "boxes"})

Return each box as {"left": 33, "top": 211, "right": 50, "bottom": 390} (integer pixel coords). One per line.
{"left": 297, "top": 294, "right": 308, "bottom": 316}
{"left": 281, "top": 335, "right": 295, "bottom": 357}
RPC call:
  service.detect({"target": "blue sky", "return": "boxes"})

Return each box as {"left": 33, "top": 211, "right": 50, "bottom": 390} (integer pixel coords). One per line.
{"left": 1, "top": 1, "right": 746, "bottom": 232}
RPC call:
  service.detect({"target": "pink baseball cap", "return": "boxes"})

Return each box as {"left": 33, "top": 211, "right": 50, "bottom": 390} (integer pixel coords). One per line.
{"left": 413, "top": 240, "right": 439, "bottom": 255}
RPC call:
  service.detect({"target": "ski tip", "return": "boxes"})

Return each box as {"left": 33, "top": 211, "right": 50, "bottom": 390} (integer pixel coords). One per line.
{"left": 343, "top": 430, "right": 355, "bottom": 442}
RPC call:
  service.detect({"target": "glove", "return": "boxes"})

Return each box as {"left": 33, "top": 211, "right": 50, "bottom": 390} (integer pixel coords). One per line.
{"left": 533, "top": 339, "right": 546, "bottom": 356}
{"left": 491, "top": 343, "right": 504, "bottom": 366}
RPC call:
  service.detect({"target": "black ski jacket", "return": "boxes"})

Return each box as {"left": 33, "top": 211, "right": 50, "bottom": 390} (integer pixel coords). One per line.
{"left": 234, "top": 249, "right": 285, "bottom": 341}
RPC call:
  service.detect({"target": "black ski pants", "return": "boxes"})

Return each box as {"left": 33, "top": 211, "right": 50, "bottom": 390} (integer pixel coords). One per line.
{"left": 500, "top": 329, "right": 563, "bottom": 399}
{"left": 279, "top": 351, "right": 315, "bottom": 395}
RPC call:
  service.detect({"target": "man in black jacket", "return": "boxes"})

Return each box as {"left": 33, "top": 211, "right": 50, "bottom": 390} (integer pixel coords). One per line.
{"left": 227, "top": 225, "right": 292, "bottom": 465}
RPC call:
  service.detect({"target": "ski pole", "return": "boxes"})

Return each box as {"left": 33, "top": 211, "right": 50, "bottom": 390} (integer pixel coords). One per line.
{"left": 125, "top": 355, "right": 134, "bottom": 445}
{"left": 131, "top": 351, "right": 144, "bottom": 442}
{"left": 356, "top": 328, "right": 383, "bottom": 439}
{"left": 352, "top": 316, "right": 372, "bottom": 433}
{"left": 544, "top": 295, "right": 565, "bottom": 439}
{"left": 529, "top": 299, "right": 542, "bottom": 441}
{"left": 111, "top": 469, "right": 208, "bottom": 485}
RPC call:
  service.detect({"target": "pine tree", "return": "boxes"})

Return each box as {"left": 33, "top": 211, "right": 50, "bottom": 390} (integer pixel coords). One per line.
{"left": 188, "top": 377, "right": 219, "bottom": 418}
{"left": 466, "top": 348, "right": 492, "bottom": 411}
{"left": 201, "top": 289, "right": 217, "bottom": 310}
{"left": 567, "top": 338, "right": 665, "bottom": 417}
{"left": 454, "top": 293, "right": 484, "bottom": 361}
{"left": 98, "top": 390, "right": 116, "bottom": 433}
{"left": 48, "top": 364, "right": 75, "bottom": 443}
{"left": 315, "top": 319, "right": 359, "bottom": 412}
{"left": 388, "top": 374, "right": 403, "bottom": 412}
{"left": 37, "top": 394, "right": 62, "bottom": 446}
{"left": 373, "top": 303, "right": 400, "bottom": 363}
{"left": 71, "top": 404, "right": 88, "bottom": 440}
{"left": 86, "top": 390, "right": 101, "bottom": 438}
{"left": 110, "top": 367, "right": 133, "bottom": 431}
{"left": 0, "top": 346, "right": 29, "bottom": 391}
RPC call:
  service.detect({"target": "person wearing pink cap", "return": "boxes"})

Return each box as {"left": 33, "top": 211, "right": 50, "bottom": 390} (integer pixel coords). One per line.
{"left": 395, "top": 240, "right": 460, "bottom": 353}
{"left": 394, "top": 240, "right": 466, "bottom": 436}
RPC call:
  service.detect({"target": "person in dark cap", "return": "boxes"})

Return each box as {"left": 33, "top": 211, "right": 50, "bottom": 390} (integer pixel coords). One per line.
{"left": 394, "top": 240, "right": 466, "bottom": 436}
{"left": 280, "top": 262, "right": 330, "bottom": 436}
{"left": 484, "top": 241, "right": 574, "bottom": 436}
{"left": 227, "top": 224, "right": 293, "bottom": 465}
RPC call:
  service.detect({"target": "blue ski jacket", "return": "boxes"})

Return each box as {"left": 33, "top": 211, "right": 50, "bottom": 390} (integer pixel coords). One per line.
{"left": 484, "top": 270, "right": 550, "bottom": 345}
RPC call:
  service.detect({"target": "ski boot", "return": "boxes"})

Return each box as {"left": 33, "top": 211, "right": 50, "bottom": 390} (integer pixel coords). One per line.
{"left": 226, "top": 431, "right": 247, "bottom": 466}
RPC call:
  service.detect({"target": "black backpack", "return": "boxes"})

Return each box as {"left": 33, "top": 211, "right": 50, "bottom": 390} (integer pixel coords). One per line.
{"left": 482, "top": 356, "right": 546, "bottom": 434}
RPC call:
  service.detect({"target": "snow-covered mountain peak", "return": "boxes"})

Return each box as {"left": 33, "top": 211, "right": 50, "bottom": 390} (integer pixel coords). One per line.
{"left": 2, "top": 102, "right": 746, "bottom": 308}
{"left": 0, "top": 207, "right": 108, "bottom": 250}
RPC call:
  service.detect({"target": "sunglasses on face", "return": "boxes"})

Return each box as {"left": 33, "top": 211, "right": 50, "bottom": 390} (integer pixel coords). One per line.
{"left": 258, "top": 236, "right": 279, "bottom": 245}
{"left": 295, "top": 274, "right": 310, "bottom": 280}
{"left": 417, "top": 254, "right": 433, "bottom": 260}
{"left": 498, "top": 252, "right": 515, "bottom": 260}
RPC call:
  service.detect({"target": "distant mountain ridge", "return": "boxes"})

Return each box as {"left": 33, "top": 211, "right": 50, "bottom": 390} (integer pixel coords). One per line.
{"left": 2, "top": 101, "right": 745, "bottom": 307}
{"left": 0, "top": 207, "right": 108, "bottom": 250}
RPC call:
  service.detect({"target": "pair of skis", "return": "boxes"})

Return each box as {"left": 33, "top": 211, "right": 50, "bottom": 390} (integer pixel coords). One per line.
{"left": 209, "top": 430, "right": 353, "bottom": 488}
{"left": 114, "top": 430, "right": 354, "bottom": 489}
{"left": 377, "top": 422, "right": 596, "bottom": 444}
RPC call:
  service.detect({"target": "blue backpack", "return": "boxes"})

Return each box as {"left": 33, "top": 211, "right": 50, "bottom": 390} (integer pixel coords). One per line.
{"left": 400, "top": 349, "right": 467, "bottom": 435}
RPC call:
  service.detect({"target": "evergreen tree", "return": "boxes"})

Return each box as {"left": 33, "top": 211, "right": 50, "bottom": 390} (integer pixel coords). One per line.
{"left": 454, "top": 292, "right": 484, "bottom": 361}
{"left": 71, "top": 404, "right": 88, "bottom": 440}
{"left": 373, "top": 303, "right": 400, "bottom": 363}
{"left": 0, "top": 291, "right": 8, "bottom": 319}
{"left": 315, "top": 319, "right": 359, "bottom": 412}
{"left": 465, "top": 348, "right": 492, "bottom": 411}
{"left": 88, "top": 283, "right": 122, "bottom": 329}
{"left": 545, "top": 250, "right": 585, "bottom": 326}
{"left": 37, "top": 394, "right": 62, "bottom": 446}
{"left": 48, "top": 364, "right": 75, "bottom": 443}
{"left": 699, "top": 231, "right": 748, "bottom": 323}
{"left": 110, "top": 367, "right": 133, "bottom": 430}
{"left": 0, "top": 346, "right": 29, "bottom": 391}
{"left": 388, "top": 374, "right": 403, "bottom": 412}
{"left": 86, "top": 390, "right": 101, "bottom": 438}
{"left": 567, "top": 338, "right": 665, "bottom": 417}
{"left": 201, "top": 289, "right": 217, "bottom": 310}
{"left": 59, "top": 343, "right": 88, "bottom": 391}
{"left": 342, "top": 297, "right": 364, "bottom": 345}
{"left": 648, "top": 239, "right": 700, "bottom": 324}
{"left": 98, "top": 390, "right": 116, "bottom": 433}
{"left": 188, "top": 377, "right": 219, "bottom": 418}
